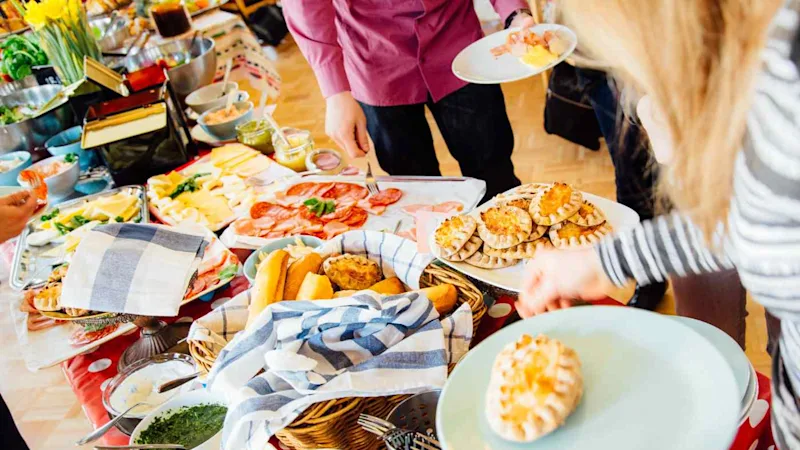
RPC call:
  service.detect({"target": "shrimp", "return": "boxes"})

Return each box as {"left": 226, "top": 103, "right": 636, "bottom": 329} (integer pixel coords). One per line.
{"left": 18, "top": 170, "right": 48, "bottom": 204}
{"left": 490, "top": 28, "right": 549, "bottom": 58}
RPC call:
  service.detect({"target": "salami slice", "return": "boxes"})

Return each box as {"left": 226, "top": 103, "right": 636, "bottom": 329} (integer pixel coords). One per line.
{"left": 368, "top": 188, "right": 403, "bottom": 206}
{"left": 286, "top": 182, "right": 335, "bottom": 198}
{"left": 250, "top": 202, "right": 296, "bottom": 220}
{"left": 323, "top": 182, "right": 369, "bottom": 201}
{"left": 341, "top": 206, "right": 369, "bottom": 228}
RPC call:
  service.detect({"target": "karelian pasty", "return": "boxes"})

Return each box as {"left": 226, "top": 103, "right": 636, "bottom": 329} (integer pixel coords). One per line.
{"left": 529, "top": 182, "right": 583, "bottom": 226}
{"left": 322, "top": 254, "right": 382, "bottom": 290}
{"left": 486, "top": 334, "right": 583, "bottom": 442}
{"left": 433, "top": 215, "right": 478, "bottom": 258}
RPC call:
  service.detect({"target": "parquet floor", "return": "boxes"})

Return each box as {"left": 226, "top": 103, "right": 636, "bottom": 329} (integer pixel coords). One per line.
{"left": 0, "top": 36, "right": 771, "bottom": 450}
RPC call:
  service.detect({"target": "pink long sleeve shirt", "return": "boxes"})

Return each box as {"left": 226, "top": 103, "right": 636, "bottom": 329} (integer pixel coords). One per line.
{"left": 282, "top": 0, "right": 527, "bottom": 107}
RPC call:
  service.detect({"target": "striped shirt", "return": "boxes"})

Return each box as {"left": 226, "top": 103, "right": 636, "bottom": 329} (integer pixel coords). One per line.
{"left": 595, "top": 2, "right": 800, "bottom": 447}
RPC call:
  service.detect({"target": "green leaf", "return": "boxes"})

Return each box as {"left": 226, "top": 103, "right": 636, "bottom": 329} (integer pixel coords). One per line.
{"left": 134, "top": 216, "right": 142, "bottom": 223}
{"left": 114, "top": 216, "right": 124, "bottom": 223}
{"left": 40, "top": 208, "right": 60, "bottom": 222}
{"left": 303, "top": 198, "right": 319, "bottom": 207}
{"left": 64, "top": 153, "right": 78, "bottom": 164}
{"left": 54, "top": 222, "right": 72, "bottom": 235}
{"left": 218, "top": 264, "right": 238, "bottom": 280}
{"left": 70, "top": 215, "right": 89, "bottom": 227}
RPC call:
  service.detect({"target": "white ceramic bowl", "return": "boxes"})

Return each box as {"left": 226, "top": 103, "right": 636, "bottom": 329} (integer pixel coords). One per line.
{"left": 18, "top": 154, "right": 80, "bottom": 200}
{"left": 198, "top": 101, "right": 254, "bottom": 141}
{"left": 186, "top": 82, "right": 250, "bottom": 114}
{"left": 130, "top": 389, "right": 227, "bottom": 450}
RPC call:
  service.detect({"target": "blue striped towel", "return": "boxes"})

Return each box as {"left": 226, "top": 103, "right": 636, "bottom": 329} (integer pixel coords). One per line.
{"left": 203, "top": 231, "right": 472, "bottom": 450}
{"left": 60, "top": 223, "right": 207, "bottom": 316}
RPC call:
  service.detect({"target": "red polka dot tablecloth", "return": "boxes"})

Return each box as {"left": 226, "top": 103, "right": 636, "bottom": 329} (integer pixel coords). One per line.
{"left": 59, "top": 252, "right": 776, "bottom": 449}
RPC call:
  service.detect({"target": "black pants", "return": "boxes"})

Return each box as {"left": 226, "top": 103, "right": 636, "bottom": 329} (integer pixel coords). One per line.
{"left": 359, "top": 83, "right": 521, "bottom": 203}
{"left": 575, "top": 68, "right": 656, "bottom": 220}
{"left": 1, "top": 395, "right": 27, "bottom": 450}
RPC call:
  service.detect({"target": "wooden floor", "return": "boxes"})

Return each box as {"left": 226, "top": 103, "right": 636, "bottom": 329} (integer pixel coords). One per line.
{"left": 0, "top": 37, "right": 771, "bottom": 449}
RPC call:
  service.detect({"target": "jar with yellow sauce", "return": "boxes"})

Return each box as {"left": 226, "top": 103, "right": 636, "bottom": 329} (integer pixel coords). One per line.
{"left": 236, "top": 119, "right": 275, "bottom": 155}
{"left": 273, "top": 127, "right": 314, "bottom": 172}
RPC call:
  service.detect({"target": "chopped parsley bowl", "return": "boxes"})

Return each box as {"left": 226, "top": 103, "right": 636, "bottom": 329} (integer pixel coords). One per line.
{"left": 134, "top": 402, "right": 227, "bottom": 449}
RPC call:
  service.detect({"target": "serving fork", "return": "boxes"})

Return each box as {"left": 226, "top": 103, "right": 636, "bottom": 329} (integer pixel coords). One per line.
{"left": 365, "top": 159, "right": 380, "bottom": 195}
{"left": 358, "top": 413, "right": 440, "bottom": 450}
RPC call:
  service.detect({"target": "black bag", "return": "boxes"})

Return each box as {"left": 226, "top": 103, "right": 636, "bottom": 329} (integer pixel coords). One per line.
{"left": 248, "top": 4, "right": 289, "bottom": 46}
{"left": 543, "top": 63, "right": 603, "bottom": 151}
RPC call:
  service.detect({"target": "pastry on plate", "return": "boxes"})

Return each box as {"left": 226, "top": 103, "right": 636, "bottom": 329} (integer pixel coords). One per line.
{"left": 434, "top": 215, "right": 478, "bottom": 258}
{"left": 529, "top": 182, "right": 583, "bottom": 226}
{"left": 478, "top": 206, "right": 533, "bottom": 250}
{"left": 549, "top": 222, "right": 613, "bottom": 249}
{"left": 486, "top": 333, "right": 583, "bottom": 443}
{"left": 64, "top": 307, "right": 89, "bottom": 317}
{"left": 33, "top": 282, "right": 62, "bottom": 312}
{"left": 463, "top": 250, "right": 518, "bottom": 269}
{"left": 323, "top": 254, "right": 382, "bottom": 290}
{"left": 441, "top": 233, "right": 483, "bottom": 262}
{"left": 527, "top": 224, "right": 549, "bottom": 242}
{"left": 566, "top": 201, "right": 606, "bottom": 227}
{"left": 484, "top": 236, "right": 553, "bottom": 260}
{"left": 497, "top": 196, "right": 532, "bottom": 211}
{"left": 498, "top": 183, "right": 549, "bottom": 199}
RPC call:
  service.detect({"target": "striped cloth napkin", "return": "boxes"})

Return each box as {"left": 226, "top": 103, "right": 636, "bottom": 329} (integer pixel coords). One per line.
{"left": 198, "top": 231, "right": 473, "bottom": 450}
{"left": 60, "top": 223, "right": 207, "bottom": 317}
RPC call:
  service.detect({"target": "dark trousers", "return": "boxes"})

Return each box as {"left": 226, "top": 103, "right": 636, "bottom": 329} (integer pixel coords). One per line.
{"left": 1, "top": 395, "right": 27, "bottom": 450}
{"left": 575, "top": 68, "right": 656, "bottom": 220}
{"left": 359, "top": 83, "right": 521, "bottom": 203}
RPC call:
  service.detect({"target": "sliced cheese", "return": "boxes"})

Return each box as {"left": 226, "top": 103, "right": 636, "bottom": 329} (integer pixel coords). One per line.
{"left": 94, "top": 195, "right": 138, "bottom": 220}
{"left": 211, "top": 144, "right": 255, "bottom": 166}
{"left": 230, "top": 155, "right": 271, "bottom": 178}
{"left": 179, "top": 190, "right": 234, "bottom": 226}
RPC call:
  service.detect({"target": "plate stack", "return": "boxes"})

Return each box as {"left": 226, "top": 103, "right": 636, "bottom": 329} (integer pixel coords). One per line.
{"left": 671, "top": 317, "right": 758, "bottom": 427}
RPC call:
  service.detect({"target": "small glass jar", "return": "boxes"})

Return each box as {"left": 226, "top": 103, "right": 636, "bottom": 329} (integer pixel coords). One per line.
{"left": 150, "top": 1, "right": 192, "bottom": 38}
{"left": 305, "top": 148, "right": 344, "bottom": 174}
{"left": 236, "top": 119, "right": 275, "bottom": 155}
{"left": 273, "top": 127, "right": 314, "bottom": 172}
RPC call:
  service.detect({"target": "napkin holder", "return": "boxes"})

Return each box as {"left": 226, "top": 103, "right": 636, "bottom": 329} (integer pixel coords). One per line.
{"left": 81, "top": 82, "right": 196, "bottom": 186}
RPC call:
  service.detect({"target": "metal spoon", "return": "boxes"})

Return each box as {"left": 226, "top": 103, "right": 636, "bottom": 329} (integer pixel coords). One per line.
{"left": 219, "top": 59, "right": 232, "bottom": 99}
{"left": 156, "top": 371, "right": 201, "bottom": 393}
{"left": 75, "top": 402, "right": 155, "bottom": 446}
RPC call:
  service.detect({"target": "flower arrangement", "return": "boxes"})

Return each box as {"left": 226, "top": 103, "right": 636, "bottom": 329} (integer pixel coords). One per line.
{"left": 14, "top": 0, "right": 102, "bottom": 84}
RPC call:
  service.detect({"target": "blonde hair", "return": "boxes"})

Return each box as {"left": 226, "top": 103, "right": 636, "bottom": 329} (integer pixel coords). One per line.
{"left": 560, "top": 0, "right": 781, "bottom": 237}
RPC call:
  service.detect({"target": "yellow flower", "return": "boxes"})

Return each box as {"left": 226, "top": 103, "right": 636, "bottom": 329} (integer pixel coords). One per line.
{"left": 67, "top": 0, "right": 80, "bottom": 23}
{"left": 22, "top": 1, "right": 48, "bottom": 30}
{"left": 41, "top": 0, "right": 65, "bottom": 21}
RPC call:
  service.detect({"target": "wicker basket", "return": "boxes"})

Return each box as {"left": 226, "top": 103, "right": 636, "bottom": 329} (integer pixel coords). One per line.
{"left": 188, "top": 263, "right": 485, "bottom": 450}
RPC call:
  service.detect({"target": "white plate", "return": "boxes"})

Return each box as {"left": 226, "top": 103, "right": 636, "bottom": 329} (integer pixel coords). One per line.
{"left": 436, "top": 306, "right": 740, "bottom": 450}
{"left": 738, "top": 362, "right": 758, "bottom": 425}
{"left": 433, "top": 191, "right": 640, "bottom": 292}
{"left": 670, "top": 317, "right": 751, "bottom": 404}
{"left": 452, "top": 24, "right": 577, "bottom": 84}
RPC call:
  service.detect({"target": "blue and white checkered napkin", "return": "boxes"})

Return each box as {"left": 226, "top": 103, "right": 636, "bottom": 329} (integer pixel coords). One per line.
{"left": 60, "top": 223, "right": 207, "bottom": 317}
{"left": 201, "top": 231, "right": 472, "bottom": 450}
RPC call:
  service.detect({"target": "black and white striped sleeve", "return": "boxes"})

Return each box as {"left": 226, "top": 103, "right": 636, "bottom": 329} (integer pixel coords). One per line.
{"left": 594, "top": 212, "right": 736, "bottom": 287}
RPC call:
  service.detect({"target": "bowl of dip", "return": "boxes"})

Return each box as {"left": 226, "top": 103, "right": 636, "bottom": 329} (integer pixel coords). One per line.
{"left": 103, "top": 353, "right": 197, "bottom": 421}
{"left": 0, "top": 151, "right": 31, "bottom": 186}
{"left": 130, "top": 389, "right": 227, "bottom": 450}
{"left": 197, "top": 101, "right": 254, "bottom": 141}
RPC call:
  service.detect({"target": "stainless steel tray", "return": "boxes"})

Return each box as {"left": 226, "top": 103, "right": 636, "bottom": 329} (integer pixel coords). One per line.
{"left": 9, "top": 185, "right": 149, "bottom": 291}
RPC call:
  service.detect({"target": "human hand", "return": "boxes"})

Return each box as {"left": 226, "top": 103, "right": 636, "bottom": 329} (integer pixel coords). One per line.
{"left": 516, "top": 247, "right": 614, "bottom": 318}
{"left": 509, "top": 11, "right": 535, "bottom": 30}
{"left": 0, "top": 190, "right": 38, "bottom": 243}
{"left": 325, "top": 91, "right": 370, "bottom": 159}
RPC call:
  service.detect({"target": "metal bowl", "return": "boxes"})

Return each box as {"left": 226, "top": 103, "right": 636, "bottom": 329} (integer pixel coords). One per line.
{"left": 91, "top": 15, "right": 132, "bottom": 52}
{"left": 0, "top": 75, "right": 39, "bottom": 97}
{"left": 125, "top": 37, "right": 216, "bottom": 98}
{"left": 0, "top": 84, "right": 76, "bottom": 155}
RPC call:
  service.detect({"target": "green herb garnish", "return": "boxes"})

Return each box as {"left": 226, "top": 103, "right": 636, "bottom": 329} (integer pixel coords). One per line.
{"left": 168, "top": 172, "right": 211, "bottom": 199}
{"left": 218, "top": 264, "right": 238, "bottom": 281}
{"left": 135, "top": 404, "right": 227, "bottom": 449}
{"left": 71, "top": 215, "right": 89, "bottom": 227}
{"left": 40, "top": 208, "right": 60, "bottom": 222}
{"left": 114, "top": 216, "right": 124, "bottom": 223}
{"left": 134, "top": 216, "right": 142, "bottom": 223}
{"left": 303, "top": 198, "right": 336, "bottom": 217}
{"left": 82, "top": 322, "right": 108, "bottom": 333}
{"left": 54, "top": 222, "right": 72, "bottom": 235}
{"left": 64, "top": 153, "right": 78, "bottom": 164}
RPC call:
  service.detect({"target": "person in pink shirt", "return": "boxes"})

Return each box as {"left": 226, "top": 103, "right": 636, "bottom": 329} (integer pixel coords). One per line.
{"left": 282, "top": 0, "right": 533, "bottom": 200}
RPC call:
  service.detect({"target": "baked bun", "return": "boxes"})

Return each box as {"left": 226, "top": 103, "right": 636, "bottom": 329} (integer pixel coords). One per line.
{"left": 486, "top": 334, "right": 583, "bottom": 442}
